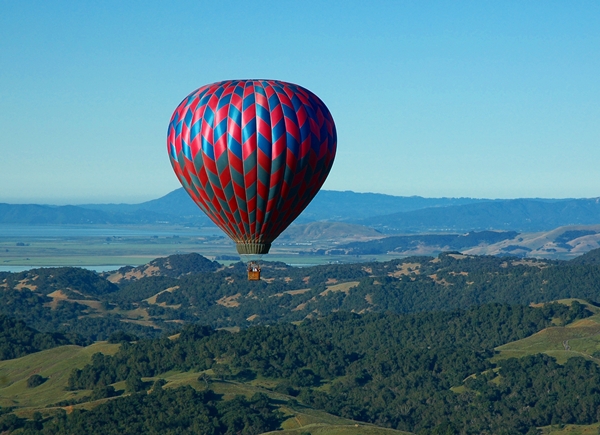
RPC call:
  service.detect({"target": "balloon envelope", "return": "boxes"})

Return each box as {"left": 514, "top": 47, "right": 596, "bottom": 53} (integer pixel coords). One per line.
{"left": 167, "top": 79, "right": 337, "bottom": 254}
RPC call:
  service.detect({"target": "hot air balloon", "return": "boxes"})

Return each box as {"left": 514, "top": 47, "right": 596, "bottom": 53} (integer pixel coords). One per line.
{"left": 167, "top": 79, "right": 336, "bottom": 279}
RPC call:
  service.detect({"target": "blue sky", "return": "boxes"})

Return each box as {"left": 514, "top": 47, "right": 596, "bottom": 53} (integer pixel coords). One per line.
{"left": 1, "top": 1, "right": 598, "bottom": 204}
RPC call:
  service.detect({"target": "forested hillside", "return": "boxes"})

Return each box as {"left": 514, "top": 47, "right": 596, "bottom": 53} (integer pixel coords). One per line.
{"left": 0, "top": 315, "right": 86, "bottom": 360}
{"left": 4, "top": 251, "right": 600, "bottom": 339}
{"left": 2, "top": 301, "right": 595, "bottom": 434}
{"left": 3, "top": 251, "right": 600, "bottom": 433}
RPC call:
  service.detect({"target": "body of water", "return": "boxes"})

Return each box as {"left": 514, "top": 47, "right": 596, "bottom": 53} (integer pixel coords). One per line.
{"left": 0, "top": 265, "right": 127, "bottom": 273}
{"left": 0, "top": 224, "right": 221, "bottom": 238}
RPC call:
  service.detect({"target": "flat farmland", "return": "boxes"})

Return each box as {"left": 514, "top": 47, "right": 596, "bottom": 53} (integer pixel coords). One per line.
{"left": 0, "top": 224, "right": 379, "bottom": 270}
{"left": 0, "top": 233, "right": 230, "bottom": 268}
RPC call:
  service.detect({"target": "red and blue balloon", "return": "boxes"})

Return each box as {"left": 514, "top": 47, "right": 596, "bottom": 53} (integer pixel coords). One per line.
{"left": 167, "top": 79, "right": 337, "bottom": 254}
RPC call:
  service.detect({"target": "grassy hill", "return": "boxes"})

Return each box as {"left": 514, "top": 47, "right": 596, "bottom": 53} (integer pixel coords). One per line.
{"left": 465, "top": 225, "right": 600, "bottom": 259}
{"left": 494, "top": 299, "right": 600, "bottom": 364}
{"left": 336, "top": 225, "right": 600, "bottom": 259}
{"left": 539, "top": 423, "right": 600, "bottom": 434}
{"left": 0, "top": 342, "right": 411, "bottom": 434}
{"left": 0, "top": 342, "right": 120, "bottom": 410}
{"left": 277, "top": 222, "right": 383, "bottom": 243}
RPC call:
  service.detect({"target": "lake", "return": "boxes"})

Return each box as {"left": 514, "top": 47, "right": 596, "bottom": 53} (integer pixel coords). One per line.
{"left": 0, "top": 265, "right": 127, "bottom": 273}
{"left": 0, "top": 224, "right": 220, "bottom": 238}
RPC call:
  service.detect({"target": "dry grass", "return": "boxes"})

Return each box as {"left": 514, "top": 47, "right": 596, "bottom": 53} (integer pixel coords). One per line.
{"left": 388, "top": 262, "right": 421, "bottom": 278}
{"left": 145, "top": 285, "right": 180, "bottom": 304}
{"left": 107, "top": 265, "right": 161, "bottom": 283}
{"left": 216, "top": 293, "right": 242, "bottom": 307}
{"left": 320, "top": 281, "right": 359, "bottom": 296}
{"left": 539, "top": 423, "right": 600, "bottom": 434}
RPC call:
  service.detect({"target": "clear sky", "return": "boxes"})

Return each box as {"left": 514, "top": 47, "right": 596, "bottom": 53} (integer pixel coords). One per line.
{"left": 1, "top": 1, "right": 599, "bottom": 204}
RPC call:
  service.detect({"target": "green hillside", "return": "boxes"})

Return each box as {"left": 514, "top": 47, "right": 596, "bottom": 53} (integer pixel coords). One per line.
{"left": 0, "top": 344, "right": 405, "bottom": 434}
{"left": 4, "top": 251, "right": 600, "bottom": 432}
{"left": 495, "top": 300, "right": 600, "bottom": 364}
{"left": 0, "top": 342, "right": 119, "bottom": 409}
{"left": 0, "top": 302, "right": 586, "bottom": 434}
{"left": 0, "top": 315, "right": 86, "bottom": 361}
{"left": 0, "top": 299, "right": 598, "bottom": 434}
{"left": 539, "top": 423, "right": 600, "bottom": 434}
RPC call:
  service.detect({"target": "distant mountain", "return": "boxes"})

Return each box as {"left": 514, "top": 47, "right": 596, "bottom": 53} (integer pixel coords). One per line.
{"left": 0, "top": 204, "right": 113, "bottom": 225}
{"left": 81, "top": 189, "right": 212, "bottom": 226}
{"left": 357, "top": 198, "right": 600, "bottom": 233}
{"left": 0, "top": 203, "right": 178, "bottom": 225}
{"left": 85, "top": 188, "right": 205, "bottom": 218}
{"left": 3, "top": 191, "right": 600, "bottom": 235}
{"left": 86, "top": 189, "right": 488, "bottom": 223}
{"left": 0, "top": 189, "right": 488, "bottom": 227}
{"left": 295, "top": 190, "right": 486, "bottom": 222}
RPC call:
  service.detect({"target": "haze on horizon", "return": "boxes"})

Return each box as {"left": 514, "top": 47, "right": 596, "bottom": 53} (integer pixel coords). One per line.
{"left": 1, "top": 1, "right": 598, "bottom": 205}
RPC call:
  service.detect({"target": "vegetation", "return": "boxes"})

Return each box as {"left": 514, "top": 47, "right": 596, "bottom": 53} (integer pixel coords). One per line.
{"left": 5, "top": 252, "right": 600, "bottom": 339}
{"left": 0, "top": 342, "right": 120, "bottom": 409}
{"left": 5, "top": 251, "right": 600, "bottom": 433}
{"left": 105, "top": 252, "right": 600, "bottom": 329}
{"left": 0, "top": 315, "right": 87, "bottom": 360}
{"left": 62, "top": 302, "right": 590, "bottom": 434}
{"left": 3, "top": 387, "right": 282, "bottom": 434}
{"left": 26, "top": 374, "right": 47, "bottom": 388}
{"left": 570, "top": 247, "right": 600, "bottom": 265}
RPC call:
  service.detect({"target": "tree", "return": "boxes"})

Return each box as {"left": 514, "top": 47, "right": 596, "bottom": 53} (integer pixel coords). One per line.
{"left": 26, "top": 374, "right": 47, "bottom": 388}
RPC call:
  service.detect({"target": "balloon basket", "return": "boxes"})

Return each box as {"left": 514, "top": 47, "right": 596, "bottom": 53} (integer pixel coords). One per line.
{"left": 247, "top": 261, "right": 261, "bottom": 281}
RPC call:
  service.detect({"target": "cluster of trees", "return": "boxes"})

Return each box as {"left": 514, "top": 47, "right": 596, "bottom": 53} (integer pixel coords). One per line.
{"left": 1, "top": 267, "right": 117, "bottom": 297}
{"left": 2, "top": 386, "right": 281, "bottom": 434}
{"left": 291, "top": 303, "right": 592, "bottom": 434}
{"left": 0, "top": 314, "right": 87, "bottom": 360}
{"left": 0, "top": 288, "right": 166, "bottom": 341}
{"left": 571, "top": 246, "right": 600, "bottom": 265}
{"left": 65, "top": 302, "right": 590, "bottom": 434}
{"left": 107, "top": 252, "right": 220, "bottom": 283}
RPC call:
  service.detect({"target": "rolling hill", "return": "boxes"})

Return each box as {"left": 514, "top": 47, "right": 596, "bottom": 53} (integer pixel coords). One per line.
{"left": 3, "top": 250, "right": 600, "bottom": 339}
{"left": 0, "top": 299, "right": 594, "bottom": 434}
{"left": 333, "top": 225, "right": 600, "bottom": 259}
{"left": 2, "top": 251, "right": 600, "bottom": 433}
